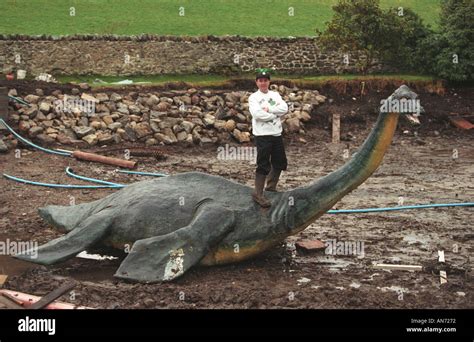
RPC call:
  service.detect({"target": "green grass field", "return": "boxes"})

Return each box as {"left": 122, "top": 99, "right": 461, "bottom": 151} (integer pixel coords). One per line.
{"left": 55, "top": 73, "right": 435, "bottom": 88}
{"left": 0, "top": 0, "right": 440, "bottom": 36}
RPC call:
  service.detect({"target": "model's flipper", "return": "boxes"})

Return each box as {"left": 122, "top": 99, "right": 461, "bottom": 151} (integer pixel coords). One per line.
{"left": 14, "top": 208, "right": 114, "bottom": 265}
{"left": 115, "top": 203, "right": 235, "bottom": 283}
{"left": 38, "top": 201, "right": 98, "bottom": 233}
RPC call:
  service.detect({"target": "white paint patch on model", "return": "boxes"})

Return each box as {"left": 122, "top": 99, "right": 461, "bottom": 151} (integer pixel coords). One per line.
{"left": 163, "top": 248, "right": 185, "bottom": 281}
{"left": 76, "top": 251, "right": 118, "bottom": 260}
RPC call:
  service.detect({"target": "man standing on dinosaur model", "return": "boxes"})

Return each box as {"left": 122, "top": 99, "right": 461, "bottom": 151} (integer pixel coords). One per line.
{"left": 249, "top": 70, "right": 288, "bottom": 208}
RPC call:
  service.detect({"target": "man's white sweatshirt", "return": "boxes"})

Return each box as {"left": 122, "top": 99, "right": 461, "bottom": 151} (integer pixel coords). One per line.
{"left": 249, "top": 89, "right": 288, "bottom": 136}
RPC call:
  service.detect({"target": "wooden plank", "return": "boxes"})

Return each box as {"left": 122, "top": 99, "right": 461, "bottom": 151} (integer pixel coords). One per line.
{"left": 373, "top": 263, "right": 423, "bottom": 271}
{"left": 1, "top": 292, "right": 25, "bottom": 307}
{"left": 0, "top": 295, "right": 24, "bottom": 309}
{"left": 29, "top": 282, "right": 77, "bottom": 309}
{"left": 0, "top": 289, "right": 91, "bottom": 309}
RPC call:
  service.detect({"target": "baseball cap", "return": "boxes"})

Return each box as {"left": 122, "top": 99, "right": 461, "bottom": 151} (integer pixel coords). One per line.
{"left": 256, "top": 70, "right": 271, "bottom": 80}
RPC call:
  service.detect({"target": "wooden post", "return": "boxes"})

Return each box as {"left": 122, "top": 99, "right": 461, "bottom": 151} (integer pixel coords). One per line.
{"left": 332, "top": 112, "right": 340, "bottom": 144}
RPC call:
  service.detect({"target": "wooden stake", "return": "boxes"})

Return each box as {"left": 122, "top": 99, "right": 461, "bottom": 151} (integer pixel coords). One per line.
{"left": 438, "top": 250, "right": 445, "bottom": 263}
{"left": 440, "top": 270, "right": 448, "bottom": 284}
{"left": 438, "top": 250, "right": 447, "bottom": 284}
{"left": 332, "top": 112, "right": 340, "bottom": 144}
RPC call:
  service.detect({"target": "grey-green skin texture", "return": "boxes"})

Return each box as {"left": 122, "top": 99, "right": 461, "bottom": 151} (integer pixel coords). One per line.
{"left": 15, "top": 85, "right": 419, "bottom": 283}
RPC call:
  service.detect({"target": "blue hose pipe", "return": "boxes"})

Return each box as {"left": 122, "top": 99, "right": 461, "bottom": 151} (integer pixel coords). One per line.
{"left": 65, "top": 167, "right": 124, "bottom": 187}
{"left": 0, "top": 119, "right": 72, "bottom": 157}
{"left": 2, "top": 173, "right": 122, "bottom": 189}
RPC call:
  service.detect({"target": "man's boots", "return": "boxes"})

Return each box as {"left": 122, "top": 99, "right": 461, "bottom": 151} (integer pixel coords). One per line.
{"left": 265, "top": 168, "right": 282, "bottom": 192}
{"left": 252, "top": 173, "right": 271, "bottom": 208}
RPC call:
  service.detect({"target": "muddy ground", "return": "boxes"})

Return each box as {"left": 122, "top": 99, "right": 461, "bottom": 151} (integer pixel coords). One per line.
{"left": 0, "top": 82, "right": 472, "bottom": 309}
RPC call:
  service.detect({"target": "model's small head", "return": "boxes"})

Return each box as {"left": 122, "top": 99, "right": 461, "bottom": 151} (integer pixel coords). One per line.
{"left": 255, "top": 71, "right": 270, "bottom": 93}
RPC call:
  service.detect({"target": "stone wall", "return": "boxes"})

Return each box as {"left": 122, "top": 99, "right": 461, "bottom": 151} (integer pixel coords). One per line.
{"left": 1, "top": 84, "right": 326, "bottom": 152}
{"left": 0, "top": 35, "right": 388, "bottom": 76}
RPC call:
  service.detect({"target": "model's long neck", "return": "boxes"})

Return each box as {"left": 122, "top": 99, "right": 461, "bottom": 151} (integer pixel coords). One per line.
{"left": 286, "top": 111, "right": 400, "bottom": 233}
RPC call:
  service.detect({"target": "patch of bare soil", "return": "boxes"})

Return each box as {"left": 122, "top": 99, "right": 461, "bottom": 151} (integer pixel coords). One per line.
{"left": 0, "top": 83, "right": 472, "bottom": 309}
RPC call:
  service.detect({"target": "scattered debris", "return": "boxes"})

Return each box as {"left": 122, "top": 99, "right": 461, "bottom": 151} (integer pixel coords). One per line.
{"left": 449, "top": 116, "right": 474, "bottom": 130}
{"left": 377, "top": 285, "right": 409, "bottom": 294}
{"left": 438, "top": 250, "right": 448, "bottom": 284}
{"left": 373, "top": 263, "right": 423, "bottom": 271}
{"left": 0, "top": 289, "right": 91, "bottom": 309}
{"left": 439, "top": 270, "right": 448, "bottom": 284}
{"left": 0, "top": 292, "right": 24, "bottom": 309}
{"left": 16, "top": 70, "right": 26, "bottom": 80}
{"left": 295, "top": 239, "right": 326, "bottom": 252}
{"left": 0, "top": 274, "right": 8, "bottom": 287}
{"left": 404, "top": 114, "right": 421, "bottom": 125}
{"left": 34, "top": 73, "right": 57, "bottom": 83}
{"left": 297, "top": 277, "right": 311, "bottom": 284}
{"left": 29, "top": 282, "right": 77, "bottom": 309}
{"left": 92, "top": 146, "right": 167, "bottom": 160}
{"left": 438, "top": 250, "right": 445, "bottom": 263}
